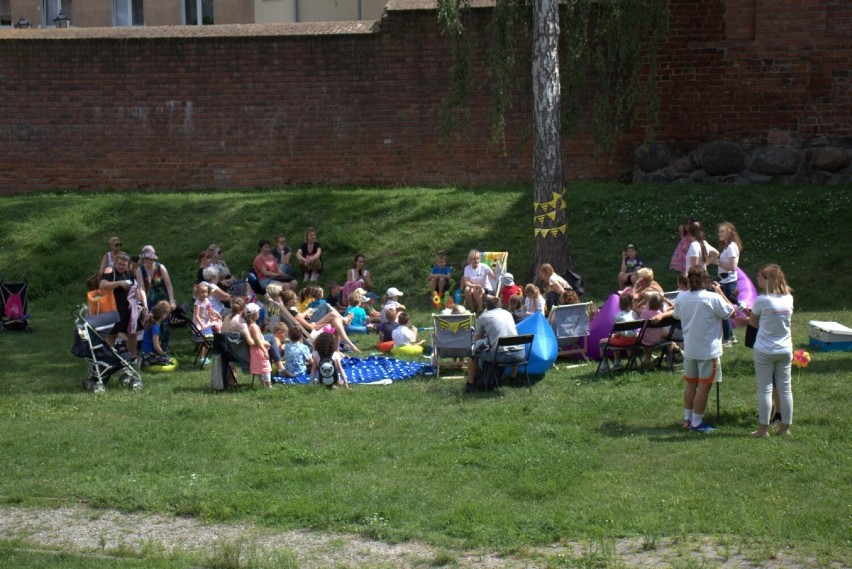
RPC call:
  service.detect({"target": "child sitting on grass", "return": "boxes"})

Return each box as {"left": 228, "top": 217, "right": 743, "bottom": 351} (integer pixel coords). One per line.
{"left": 283, "top": 325, "right": 312, "bottom": 377}
{"left": 141, "top": 300, "right": 173, "bottom": 367}
{"left": 377, "top": 306, "right": 400, "bottom": 343}
{"left": 392, "top": 311, "right": 425, "bottom": 350}
{"left": 310, "top": 331, "right": 349, "bottom": 388}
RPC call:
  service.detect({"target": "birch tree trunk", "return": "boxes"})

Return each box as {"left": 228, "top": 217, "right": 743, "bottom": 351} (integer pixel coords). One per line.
{"left": 532, "top": 0, "right": 573, "bottom": 277}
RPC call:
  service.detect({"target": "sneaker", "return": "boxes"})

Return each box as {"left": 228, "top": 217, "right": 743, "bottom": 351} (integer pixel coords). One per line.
{"left": 611, "top": 361, "right": 623, "bottom": 371}
{"left": 722, "top": 340, "right": 734, "bottom": 348}
{"left": 689, "top": 422, "right": 715, "bottom": 433}
{"left": 598, "top": 361, "right": 610, "bottom": 374}
{"left": 201, "top": 357, "right": 212, "bottom": 366}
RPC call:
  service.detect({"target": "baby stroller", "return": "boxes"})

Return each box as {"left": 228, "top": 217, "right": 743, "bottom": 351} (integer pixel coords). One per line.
{"left": 71, "top": 306, "right": 143, "bottom": 393}
{"left": 0, "top": 276, "right": 33, "bottom": 332}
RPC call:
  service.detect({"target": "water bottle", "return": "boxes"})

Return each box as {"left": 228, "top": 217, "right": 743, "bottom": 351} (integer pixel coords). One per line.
{"left": 453, "top": 289, "right": 462, "bottom": 305}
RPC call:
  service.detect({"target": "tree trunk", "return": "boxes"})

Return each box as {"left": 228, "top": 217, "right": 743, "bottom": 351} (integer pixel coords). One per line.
{"left": 531, "top": 0, "right": 573, "bottom": 279}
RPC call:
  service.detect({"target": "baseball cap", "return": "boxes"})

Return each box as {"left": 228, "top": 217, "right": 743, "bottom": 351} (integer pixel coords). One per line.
{"left": 386, "top": 287, "right": 403, "bottom": 298}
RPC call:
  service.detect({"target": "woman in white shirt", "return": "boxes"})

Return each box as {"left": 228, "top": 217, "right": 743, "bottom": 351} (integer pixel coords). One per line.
{"left": 462, "top": 249, "right": 495, "bottom": 313}
{"left": 685, "top": 220, "right": 719, "bottom": 273}
{"left": 738, "top": 264, "right": 794, "bottom": 437}
{"left": 717, "top": 222, "right": 742, "bottom": 345}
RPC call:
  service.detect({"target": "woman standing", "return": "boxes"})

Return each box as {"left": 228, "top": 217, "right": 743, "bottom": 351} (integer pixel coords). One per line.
{"left": 685, "top": 220, "right": 719, "bottom": 273}
{"left": 136, "top": 245, "right": 177, "bottom": 350}
{"left": 738, "top": 264, "right": 794, "bottom": 437}
{"left": 98, "top": 236, "right": 124, "bottom": 276}
{"left": 717, "top": 222, "right": 742, "bottom": 346}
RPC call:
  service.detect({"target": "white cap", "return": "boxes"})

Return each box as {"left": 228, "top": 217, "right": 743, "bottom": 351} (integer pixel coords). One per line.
{"left": 244, "top": 302, "right": 260, "bottom": 315}
{"left": 386, "top": 287, "right": 404, "bottom": 298}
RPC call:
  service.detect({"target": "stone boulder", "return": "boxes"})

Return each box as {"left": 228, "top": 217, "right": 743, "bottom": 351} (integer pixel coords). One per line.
{"left": 812, "top": 147, "right": 851, "bottom": 172}
{"left": 699, "top": 141, "right": 744, "bottom": 176}
{"left": 751, "top": 146, "right": 800, "bottom": 175}
{"left": 635, "top": 143, "right": 672, "bottom": 173}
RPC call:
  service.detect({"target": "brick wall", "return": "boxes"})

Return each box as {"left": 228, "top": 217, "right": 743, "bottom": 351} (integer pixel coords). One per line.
{"left": 0, "top": 1, "right": 849, "bottom": 193}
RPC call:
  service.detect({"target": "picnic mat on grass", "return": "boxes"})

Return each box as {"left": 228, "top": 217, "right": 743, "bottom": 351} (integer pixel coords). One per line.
{"left": 272, "top": 355, "right": 429, "bottom": 385}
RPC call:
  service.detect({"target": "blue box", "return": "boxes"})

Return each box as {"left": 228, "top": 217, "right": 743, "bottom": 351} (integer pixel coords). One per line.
{"left": 809, "top": 321, "right": 852, "bottom": 352}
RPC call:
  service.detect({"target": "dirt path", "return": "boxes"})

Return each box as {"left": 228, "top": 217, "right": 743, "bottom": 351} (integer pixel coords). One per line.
{"left": 0, "top": 505, "right": 831, "bottom": 568}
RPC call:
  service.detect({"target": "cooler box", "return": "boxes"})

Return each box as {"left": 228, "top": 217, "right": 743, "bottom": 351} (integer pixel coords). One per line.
{"left": 808, "top": 321, "right": 852, "bottom": 352}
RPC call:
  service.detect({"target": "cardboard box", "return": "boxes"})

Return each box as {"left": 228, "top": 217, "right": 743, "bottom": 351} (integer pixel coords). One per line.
{"left": 809, "top": 321, "right": 852, "bottom": 352}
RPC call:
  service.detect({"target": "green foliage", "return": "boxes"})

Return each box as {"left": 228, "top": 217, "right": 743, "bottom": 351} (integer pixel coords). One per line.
{"left": 437, "top": 0, "right": 669, "bottom": 149}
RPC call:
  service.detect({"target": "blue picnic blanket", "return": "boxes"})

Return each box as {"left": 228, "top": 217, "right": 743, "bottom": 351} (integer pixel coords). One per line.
{"left": 272, "top": 355, "right": 429, "bottom": 385}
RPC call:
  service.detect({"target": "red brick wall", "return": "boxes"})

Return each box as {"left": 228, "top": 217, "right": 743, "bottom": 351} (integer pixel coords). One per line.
{"left": 0, "top": 1, "right": 848, "bottom": 193}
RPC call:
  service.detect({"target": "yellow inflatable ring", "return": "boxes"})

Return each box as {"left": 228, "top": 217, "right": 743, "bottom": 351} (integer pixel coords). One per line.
{"left": 391, "top": 345, "right": 423, "bottom": 356}
{"left": 145, "top": 357, "right": 178, "bottom": 373}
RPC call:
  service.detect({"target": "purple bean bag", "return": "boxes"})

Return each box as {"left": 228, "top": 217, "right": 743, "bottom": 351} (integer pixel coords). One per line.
{"left": 587, "top": 294, "right": 619, "bottom": 361}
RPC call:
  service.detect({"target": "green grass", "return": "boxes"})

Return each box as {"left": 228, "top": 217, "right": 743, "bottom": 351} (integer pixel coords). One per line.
{"left": 1, "top": 183, "right": 851, "bottom": 566}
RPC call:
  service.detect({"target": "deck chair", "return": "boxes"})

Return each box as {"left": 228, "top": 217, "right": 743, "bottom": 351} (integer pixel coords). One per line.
{"left": 549, "top": 302, "right": 592, "bottom": 363}
{"left": 480, "top": 251, "right": 508, "bottom": 298}
{"left": 485, "top": 334, "right": 534, "bottom": 394}
{"left": 596, "top": 319, "right": 647, "bottom": 378}
{"left": 431, "top": 313, "right": 476, "bottom": 379}
{"left": 277, "top": 302, "right": 314, "bottom": 346}
{"left": 177, "top": 302, "right": 213, "bottom": 368}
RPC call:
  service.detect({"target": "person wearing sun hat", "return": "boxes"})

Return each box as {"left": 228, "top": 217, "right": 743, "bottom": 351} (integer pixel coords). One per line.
{"left": 499, "top": 272, "right": 523, "bottom": 306}
{"left": 135, "top": 244, "right": 177, "bottom": 352}
{"left": 380, "top": 287, "right": 406, "bottom": 325}
{"left": 618, "top": 243, "right": 645, "bottom": 289}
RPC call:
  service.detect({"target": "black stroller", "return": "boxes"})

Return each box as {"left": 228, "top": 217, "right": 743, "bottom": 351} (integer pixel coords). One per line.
{"left": 0, "top": 276, "right": 33, "bottom": 332}
{"left": 71, "top": 306, "right": 143, "bottom": 393}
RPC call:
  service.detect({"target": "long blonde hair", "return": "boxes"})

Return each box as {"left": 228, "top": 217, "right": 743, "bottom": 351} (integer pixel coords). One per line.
{"left": 760, "top": 264, "right": 792, "bottom": 295}
{"left": 718, "top": 221, "right": 743, "bottom": 251}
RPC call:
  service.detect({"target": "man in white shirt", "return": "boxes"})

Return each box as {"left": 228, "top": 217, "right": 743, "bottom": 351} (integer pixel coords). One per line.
{"left": 673, "top": 267, "right": 735, "bottom": 432}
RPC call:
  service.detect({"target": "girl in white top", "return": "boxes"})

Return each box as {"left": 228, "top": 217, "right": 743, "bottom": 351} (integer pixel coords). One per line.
{"left": 717, "top": 222, "right": 742, "bottom": 344}
{"left": 737, "top": 264, "right": 794, "bottom": 438}
{"left": 523, "top": 283, "right": 546, "bottom": 316}
{"left": 685, "top": 220, "right": 719, "bottom": 273}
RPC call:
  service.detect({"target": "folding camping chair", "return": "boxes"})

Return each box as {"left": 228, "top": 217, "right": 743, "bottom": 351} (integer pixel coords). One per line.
{"left": 596, "top": 319, "right": 647, "bottom": 378}
{"left": 642, "top": 314, "right": 681, "bottom": 373}
{"left": 484, "top": 334, "right": 534, "bottom": 394}
{"left": 177, "top": 302, "right": 213, "bottom": 368}
{"left": 431, "top": 312, "right": 476, "bottom": 379}
{"left": 549, "top": 302, "right": 593, "bottom": 364}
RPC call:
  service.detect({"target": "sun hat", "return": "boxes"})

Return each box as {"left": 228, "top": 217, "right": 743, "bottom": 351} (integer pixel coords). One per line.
{"left": 140, "top": 245, "right": 158, "bottom": 260}
{"left": 386, "top": 287, "right": 404, "bottom": 298}
{"left": 500, "top": 273, "right": 515, "bottom": 287}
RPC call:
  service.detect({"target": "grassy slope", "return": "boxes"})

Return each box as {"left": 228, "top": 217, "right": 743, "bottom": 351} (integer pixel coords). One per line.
{"left": 0, "top": 183, "right": 850, "bottom": 563}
